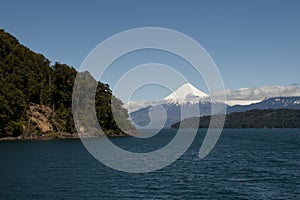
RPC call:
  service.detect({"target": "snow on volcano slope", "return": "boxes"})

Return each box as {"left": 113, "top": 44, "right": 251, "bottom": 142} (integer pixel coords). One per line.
{"left": 164, "top": 83, "right": 209, "bottom": 104}
{"left": 129, "top": 83, "right": 227, "bottom": 128}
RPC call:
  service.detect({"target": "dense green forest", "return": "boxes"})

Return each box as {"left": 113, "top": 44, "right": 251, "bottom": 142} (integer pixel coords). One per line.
{"left": 0, "top": 29, "right": 135, "bottom": 139}
{"left": 171, "top": 109, "right": 300, "bottom": 129}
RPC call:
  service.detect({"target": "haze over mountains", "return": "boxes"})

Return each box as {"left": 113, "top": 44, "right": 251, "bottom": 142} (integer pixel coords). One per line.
{"left": 129, "top": 83, "right": 300, "bottom": 128}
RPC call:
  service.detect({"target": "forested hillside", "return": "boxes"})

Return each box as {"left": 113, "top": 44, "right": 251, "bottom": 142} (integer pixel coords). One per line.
{"left": 172, "top": 109, "right": 300, "bottom": 129}
{"left": 0, "top": 29, "right": 135, "bottom": 139}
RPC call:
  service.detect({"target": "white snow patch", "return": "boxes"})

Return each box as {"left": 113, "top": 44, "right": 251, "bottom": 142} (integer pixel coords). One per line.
{"left": 223, "top": 100, "right": 262, "bottom": 106}
{"left": 294, "top": 100, "right": 300, "bottom": 104}
{"left": 164, "top": 83, "right": 209, "bottom": 104}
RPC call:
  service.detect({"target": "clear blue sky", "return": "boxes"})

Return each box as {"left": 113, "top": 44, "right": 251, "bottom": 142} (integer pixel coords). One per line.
{"left": 1, "top": 0, "right": 300, "bottom": 101}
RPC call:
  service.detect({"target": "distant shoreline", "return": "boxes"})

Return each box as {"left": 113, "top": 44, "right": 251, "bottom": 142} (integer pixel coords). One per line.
{"left": 171, "top": 109, "right": 300, "bottom": 129}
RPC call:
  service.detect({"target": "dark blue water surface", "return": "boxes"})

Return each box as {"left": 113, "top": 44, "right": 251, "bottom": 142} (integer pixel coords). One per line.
{"left": 0, "top": 129, "right": 299, "bottom": 199}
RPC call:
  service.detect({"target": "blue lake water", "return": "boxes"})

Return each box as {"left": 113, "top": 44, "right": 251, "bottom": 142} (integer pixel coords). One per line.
{"left": 0, "top": 129, "right": 299, "bottom": 199}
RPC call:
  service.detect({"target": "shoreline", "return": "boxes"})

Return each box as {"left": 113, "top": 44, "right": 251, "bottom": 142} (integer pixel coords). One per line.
{"left": 1, "top": 128, "right": 299, "bottom": 141}
{"left": 0, "top": 132, "right": 133, "bottom": 141}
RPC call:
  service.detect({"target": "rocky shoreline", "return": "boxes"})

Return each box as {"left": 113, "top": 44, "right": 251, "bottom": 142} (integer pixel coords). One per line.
{"left": 0, "top": 132, "right": 134, "bottom": 141}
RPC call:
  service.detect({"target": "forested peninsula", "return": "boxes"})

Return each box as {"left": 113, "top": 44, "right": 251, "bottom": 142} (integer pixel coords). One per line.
{"left": 171, "top": 109, "right": 300, "bottom": 129}
{"left": 0, "top": 29, "right": 136, "bottom": 140}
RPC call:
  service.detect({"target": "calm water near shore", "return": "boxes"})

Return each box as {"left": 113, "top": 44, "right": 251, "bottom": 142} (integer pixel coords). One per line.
{"left": 0, "top": 129, "right": 299, "bottom": 199}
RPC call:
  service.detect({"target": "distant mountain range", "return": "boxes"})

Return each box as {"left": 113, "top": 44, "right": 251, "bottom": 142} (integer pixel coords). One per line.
{"left": 228, "top": 96, "right": 300, "bottom": 113}
{"left": 130, "top": 83, "right": 300, "bottom": 128}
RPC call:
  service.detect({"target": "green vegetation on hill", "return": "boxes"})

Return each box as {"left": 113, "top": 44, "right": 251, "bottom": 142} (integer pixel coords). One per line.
{"left": 171, "top": 109, "right": 300, "bottom": 129}
{"left": 0, "top": 29, "right": 135, "bottom": 138}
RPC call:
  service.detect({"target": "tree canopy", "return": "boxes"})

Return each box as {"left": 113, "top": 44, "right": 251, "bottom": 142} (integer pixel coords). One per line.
{"left": 172, "top": 109, "right": 300, "bottom": 129}
{"left": 0, "top": 29, "right": 135, "bottom": 138}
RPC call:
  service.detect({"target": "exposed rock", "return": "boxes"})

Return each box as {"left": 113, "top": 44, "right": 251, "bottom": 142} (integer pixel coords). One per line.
{"left": 27, "top": 104, "right": 54, "bottom": 133}
{"left": 24, "top": 103, "right": 70, "bottom": 138}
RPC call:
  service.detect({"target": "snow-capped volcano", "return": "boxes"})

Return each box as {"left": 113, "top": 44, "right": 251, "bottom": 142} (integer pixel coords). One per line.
{"left": 164, "top": 83, "right": 209, "bottom": 104}
{"left": 129, "top": 82, "right": 300, "bottom": 128}
{"left": 130, "top": 83, "right": 226, "bottom": 128}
